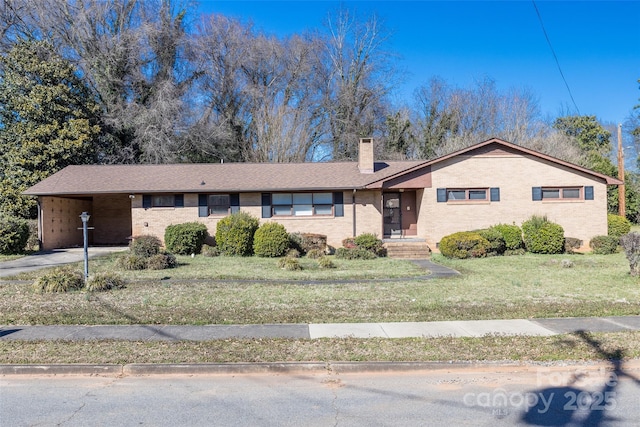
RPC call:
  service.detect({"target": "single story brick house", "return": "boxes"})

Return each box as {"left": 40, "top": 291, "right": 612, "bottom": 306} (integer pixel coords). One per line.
{"left": 24, "top": 138, "right": 622, "bottom": 252}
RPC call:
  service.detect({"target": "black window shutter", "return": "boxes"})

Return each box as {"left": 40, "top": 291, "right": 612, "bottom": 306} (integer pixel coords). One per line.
{"left": 174, "top": 194, "right": 184, "bottom": 208}
{"left": 490, "top": 187, "right": 500, "bottom": 202}
{"left": 143, "top": 195, "right": 152, "bottom": 209}
{"left": 261, "top": 193, "right": 272, "bottom": 218}
{"left": 532, "top": 187, "right": 542, "bottom": 201}
{"left": 230, "top": 193, "right": 240, "bottom": 213}
{"left": 436, "top": 188, "right": 447, "bottom": 203}
{"left": 585, "top": 186, "right": 594, "bottom": 200}
{"left": 198, "top": 194, "right": 208, "bottom": 217}
{"left": 333, "top": 192, "right": 344, "bottom": 217}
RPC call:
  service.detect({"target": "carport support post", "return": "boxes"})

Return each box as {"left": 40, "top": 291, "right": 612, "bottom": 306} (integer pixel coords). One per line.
{"left": 80, "top": 212, "right": 90, "bottom": 283}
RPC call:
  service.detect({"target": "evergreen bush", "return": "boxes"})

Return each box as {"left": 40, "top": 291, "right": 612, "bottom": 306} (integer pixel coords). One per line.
{"left": 438, "top": 231, "right": 490, "bottom": 259}
{"left": 117, "top": 254, "right": 148, "bottom": 270}
{"left": 306, "top": 248, "right": 325, "bottom": 259}
{"left": 477, "top": 228, "right": 506, "bottom": 256}
{"left": 491, "top": 223, "right": 523, "bottom": 250}
{"left": 318, "top": 256, "right": 335, "bottom": 269}
{"left": 589, "top": 235, "right": 619, "bottom": 255}
{"left": 0, "top": 214, "right": 30, "bottom": 254}
{"left": 146, "top": 253, "right": 177, "bottom": 270}
{"left": 522, "top": 215, "right": 565, "bottom": 254}
{"left": 201, "top": 244, "right": 221, "bottom": 257}
{"left": 253, "top": 222, "right": 289, "bottom": 257}
{"left": 215, "top": 211, "right": 259, "bottom": 256}
{"left": 620, "top": 232, "right": 640, "bottom": 276}
{"left": 164, "top": 222, "right": 209, "bottom": 255}
{"left": 335, "top": 247, "right": 378, "bottom": 260}
{"left": 129, "top": 235, "right": 162, "bottom": 258}
{"left": 564, "top": 237, "right": 583, "bottom": 254}
{"left": 277, "top": 256, "right": 302, "bottom": 270}
{"left": 608, "top": 213, "right": 631, "bottom": 238}
{"left": 354, "top": 233, "right": 386, "bottom": 256}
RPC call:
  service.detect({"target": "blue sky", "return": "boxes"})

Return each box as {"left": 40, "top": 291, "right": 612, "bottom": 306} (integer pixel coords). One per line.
{"left": 197, "top": 1, "right": 639, "bottom": 126}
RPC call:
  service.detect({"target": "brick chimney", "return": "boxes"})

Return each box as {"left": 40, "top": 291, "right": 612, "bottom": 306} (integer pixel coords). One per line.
{"left": 358, "top": 137, "right": 374, "bottom": 173}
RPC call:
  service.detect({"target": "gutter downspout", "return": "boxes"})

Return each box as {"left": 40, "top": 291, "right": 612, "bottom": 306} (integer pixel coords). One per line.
{"left": 352, "top": 189, "right": 357, "bottom": 237}
{"left": 37, "top": 197, "right": 43, "bottom": 250}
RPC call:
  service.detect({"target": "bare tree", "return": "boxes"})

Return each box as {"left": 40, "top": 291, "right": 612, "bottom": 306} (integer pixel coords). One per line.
{"left": 321, "top": 8, "right": 395, "bottom": 160}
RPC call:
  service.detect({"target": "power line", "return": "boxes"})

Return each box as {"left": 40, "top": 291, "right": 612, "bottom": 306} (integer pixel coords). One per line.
{"left": 532, "top": 0, "right": 581, "bottom": 116}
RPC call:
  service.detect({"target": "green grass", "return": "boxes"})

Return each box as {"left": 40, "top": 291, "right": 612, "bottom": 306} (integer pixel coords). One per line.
{"left": 0, "top": 254, "right": 24, "bottom": 262}
{"left": 2, "top": 332, "right": 639, "bottom": 364}
{"left": 0, "top": 252, "right": 639, "bottom": 325}
{"left": 7, "top": 253, "right": 427, "bottom": 281}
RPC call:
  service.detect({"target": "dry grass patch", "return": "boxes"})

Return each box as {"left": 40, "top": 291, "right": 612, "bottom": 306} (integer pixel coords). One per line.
{"left": 2, "top": 332, "right": 640, "bottom": 364}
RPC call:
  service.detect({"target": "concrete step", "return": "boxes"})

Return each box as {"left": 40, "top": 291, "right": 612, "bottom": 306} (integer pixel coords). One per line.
{"left": 383, "top": 241, "right": 431, "bottom": 259}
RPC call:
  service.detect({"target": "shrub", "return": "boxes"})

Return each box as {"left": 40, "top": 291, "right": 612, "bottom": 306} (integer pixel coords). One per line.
{"left": 438, "top": 231, "right": 490, "bottom": 259}
{"left": 25, "top": 219, "right": 39, "bottom": 251}
{"left": 288, "top": 233, "right": 306, "bottom": 255}
{"left": 306, "top": 248, "right": 325, "bottom": 259}
{"left": 608, "top": 213, "right": 631, "bottom": 238}
{"left": 0, "top": 214, "right": 30, "bottom": 254}
{"left": 522, "top": 215, "right": 565, "bottom": 254}
{"left": 286, "top": 248, "right": 301, "bottom": 258}
{"left": 33, "top": 267, "right": 84, "bottom": 293}
{"left": 335, "top": 247, "right": 378, "bottom": 260}
{"left": 164, "top": 222, "right": 209, "bottom": 255}
{"left": 491, "top": 223, "right": 523, "bottom": 250}
{"left": 477, "top": 228, "right": 506, "bottom": 256}
{"left": 253, "top": 222, "right": 289, "bottom": 257}
{"left": 215, "top": 212, "right": 259, "bottom": 256}
{"left": 564, "top": 237, "right": 583, "bottom": 254}
{"left": 146, "top": 253, "right": 177, "bottom": 270}
{"left": 318, "top": 256, "right": 335, "bottom": 269}
{"left": 354, "top": 233, "right": 386, "bottom": 257}
{"left": 201, "top": 244, "right": 220, "bottom": 257}
{"left": 86, "top": 273, "right": 125, "bottom": 292}
{"left": 341, "top": 237, "right": 357, "bottom": 249}
{"left": 300, "top": 233, "right": 327, "bottom": 252}
{"left": 277, "top": 256, "right": 302, "bottom": 271}
{"left": 589, "top": 235, "right": 619, "bottom": 255}
{"left": 620, "top": 232, "right": 640, "bottom": 276}
{"left": 129, "top": 235, "right": 162, "bottom": 258}
{"left": 117, "top": 254, "right": 147, "bottom": 270}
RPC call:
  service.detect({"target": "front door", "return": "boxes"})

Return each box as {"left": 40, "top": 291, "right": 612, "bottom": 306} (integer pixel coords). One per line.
{"left": 383, "top": 192, "right": 401, "bottom": 237}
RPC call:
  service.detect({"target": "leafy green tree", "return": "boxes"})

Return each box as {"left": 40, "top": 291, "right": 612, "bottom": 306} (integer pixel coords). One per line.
{"left": 553, "top": 115, "right": 613, "bottom": 171}
{"left": 0, "top": 40, "right": 100, "bottom": 218}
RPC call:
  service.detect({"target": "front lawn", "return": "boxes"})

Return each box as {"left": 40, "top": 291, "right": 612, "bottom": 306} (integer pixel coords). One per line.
{"left": 0, "top": 252, "right": 638, "bottom": 325}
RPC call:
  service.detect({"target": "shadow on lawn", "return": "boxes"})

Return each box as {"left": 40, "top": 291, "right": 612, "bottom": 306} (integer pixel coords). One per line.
{"left": 89, "top": 294, "right": 182, "bottom": 341}
{"left": 520, "top": 330, "right": 640, "bottom": 426}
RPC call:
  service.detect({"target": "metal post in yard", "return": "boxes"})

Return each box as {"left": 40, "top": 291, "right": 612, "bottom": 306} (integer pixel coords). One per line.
{"left": 80, "top": 212, "right": 91, "bottom": 283}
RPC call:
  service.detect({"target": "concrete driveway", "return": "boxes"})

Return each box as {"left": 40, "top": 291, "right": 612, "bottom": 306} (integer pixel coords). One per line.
{"left": 0, "top": 247, "right": 127, "bottom": 278}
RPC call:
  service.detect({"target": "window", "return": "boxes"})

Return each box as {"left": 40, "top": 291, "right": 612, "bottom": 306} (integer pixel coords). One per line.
{"left": 542, "top": 187, "right": 582, "bottom": 200}
{"left": 272, "top": 192, "right": 334, "bottom": 216}
{"left": 198, "top": 193, "right": 239, "bottom": 217}
{"left": 152, "top": 195, "right": 175, "bottom": 207}
{"left": 208, "top": 195, "right": 230, "bottom": 215}
{"left": 446, "top": 188, "right": 487, "bottom": 202}
{"left": 143, "top": 194, "right": 183, "bottom": 208}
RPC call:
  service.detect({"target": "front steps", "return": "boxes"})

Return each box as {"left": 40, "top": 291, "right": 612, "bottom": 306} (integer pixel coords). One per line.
{"left": 383, "top": 239, "right": 431, "bottom": 259}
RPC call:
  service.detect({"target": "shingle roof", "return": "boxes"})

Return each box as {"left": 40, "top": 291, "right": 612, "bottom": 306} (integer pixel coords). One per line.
{"left": 24, "top": 138, "right": 622, "bottom": 196}
{"left": 24, "top": 160, "right": 427, "bottom": 195}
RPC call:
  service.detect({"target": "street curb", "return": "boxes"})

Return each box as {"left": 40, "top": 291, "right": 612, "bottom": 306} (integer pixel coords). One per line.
{"left": 0, "top": 364, "right": 123, "bottom": 376}
{"left": 3, "top": 360, "right": 640, "bottom": 376}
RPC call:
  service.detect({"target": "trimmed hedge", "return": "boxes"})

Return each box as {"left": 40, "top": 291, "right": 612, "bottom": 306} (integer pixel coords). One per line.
{"left": 439, "top": 231, "right": 490, "bottom": 259}
{"left": 589, "top": 235, "right": 619, "bottom": 255}
{"left": 477, "top": 228, "right": 506, "bottom": 256}
{"left": 215, "top": 211, "right": 259, "bottom": 256}
{"left": 164, "top": 222, "right": 209, "bottom": 255}
{"left": 0, "top": 214, "right": 30, "bottom": 254}
{"left": 335, "top": 247, "right": 378, "bottom": 260}
{"left": 491, "top": 223, "right": 523, "bottom": 250}
{"left": 253, "top": 222, "right": 289, "bottom": 257}
{"left": 522, "top": 216, "right": 565, "bottom": 254}
{"left": 354, "top": 233, "right": 386, "bottom": 257}
{"left": 608, "top": 213, "right": 631, "bottom": 238}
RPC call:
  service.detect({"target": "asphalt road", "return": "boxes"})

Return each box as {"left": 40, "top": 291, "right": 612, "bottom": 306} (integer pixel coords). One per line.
{"left": 3, "top": 363, "right": 640, "bottom": 426}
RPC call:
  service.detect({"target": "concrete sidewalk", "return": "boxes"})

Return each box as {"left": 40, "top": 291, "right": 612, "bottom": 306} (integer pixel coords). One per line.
{"left": 2, "top": 316, "right": 640, "bottom": 341}
{"left": 0, "top": 247, "right": 127, "bottom": 278}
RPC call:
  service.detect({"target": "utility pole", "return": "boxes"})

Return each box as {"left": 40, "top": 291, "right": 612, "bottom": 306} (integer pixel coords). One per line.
{"left": 618, "top": 124, "right": 626, "bottom": 218}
